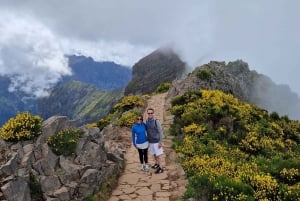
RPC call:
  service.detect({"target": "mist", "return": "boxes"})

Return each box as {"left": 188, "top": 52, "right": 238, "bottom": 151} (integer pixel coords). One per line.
{"left": 0, "top": 1, "right": 299, "bottom": 111}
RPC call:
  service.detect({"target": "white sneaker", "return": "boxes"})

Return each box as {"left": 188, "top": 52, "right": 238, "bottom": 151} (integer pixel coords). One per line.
{"left": 140, "top": 165, "right": 145, "bottom": 171}
{"left": 144, "top": 165, "right": 149, "bottom": 171}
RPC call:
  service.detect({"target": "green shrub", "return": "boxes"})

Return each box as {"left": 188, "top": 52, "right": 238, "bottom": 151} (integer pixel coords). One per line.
{"left": 29, "top": 173, "right": 43, "bottom": 200}
{"left": 196, "top": 70, "right": 213, "bottom": 80}
{"left": 154, "top": 82, "right": 171, "bottom": 94}
{"left": 96, "top": 114, "right": 113, "bottom": 131}
{"left": 183, "top": 174, "right": 212, "bottom": 200}
{"left": 47, "top": 129, "right": 84, "bottom": 156}
{"left": 279, "top": 184, "right": 300, "bottom": 201}
{"left": 213, "top": 175, "right": 255, "bottom": 201}
{"left": 184, "top": 174, "right": 255, "bottom": 201}
{"left": 116, "top": 110, "right": 139, "bottom": 127}
{"left": 0, "top": 111, "right": 42, "bottom": 141}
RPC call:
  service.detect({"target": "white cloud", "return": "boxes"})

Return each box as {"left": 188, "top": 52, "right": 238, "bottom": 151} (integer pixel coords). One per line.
{"left": 0, "top": 11, "right": 71, "bottom": 97}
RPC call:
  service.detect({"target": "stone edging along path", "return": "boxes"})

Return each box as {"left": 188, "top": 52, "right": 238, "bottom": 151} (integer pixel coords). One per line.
{"left": 108, "top": 92, "right": 187, "bottom": 201}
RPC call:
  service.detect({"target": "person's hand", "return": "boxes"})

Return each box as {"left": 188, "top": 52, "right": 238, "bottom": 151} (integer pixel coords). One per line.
{"left": 158, "top": 143, "right": 163, "bottom": 149}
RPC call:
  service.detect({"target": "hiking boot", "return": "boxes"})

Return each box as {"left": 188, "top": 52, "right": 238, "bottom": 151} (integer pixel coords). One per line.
{"left": 155, "top": 167, "right": 164, "bottom": 174}
{"left": 151, "top": 164, "right": 159, "bottom": 169}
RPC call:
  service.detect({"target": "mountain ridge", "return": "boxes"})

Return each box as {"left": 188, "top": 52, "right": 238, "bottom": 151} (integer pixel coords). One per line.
{"left": 167, "top": 60, "right": 300, "bottom": 120}
{"left": 0, "top": 55, "right": 131, "bottom": 126}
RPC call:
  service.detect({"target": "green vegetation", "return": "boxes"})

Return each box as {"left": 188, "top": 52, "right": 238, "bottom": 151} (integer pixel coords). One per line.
{"left": 91, "top": 174, "right": 120, "bottom": 201}
{"left": 29, "top": 173, "right": 43, "bottom": 201}
{"left": 170, "top": 89, "right": 300, "bottom": 200}
{"left": 0, "top": 111, "right": 42, "bottom": 141}
{"left": 47, "top": 129, "right": 84, "bottom": 156}
{"left": 196, "top": 69, "right": 214, "bottom": 80}
{"left": 154, "top": 82, "right": 171, "bottom": 94}
{"left": 113, "top": 95, "right": 144, "bottom": 112}
{"left": 95, "top": 95, "right": 146, "bottom": 130}
{"left": 96, "top": 114, "right": 114, "bottom": 131}
{"left": 38, "top": 80, "right": 123, "bottom": 125}
{"left": 116, "top": 109, "right": 140, "bottom": 127}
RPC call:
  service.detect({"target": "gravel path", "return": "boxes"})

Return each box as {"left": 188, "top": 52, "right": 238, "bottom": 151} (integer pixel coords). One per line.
{"left": 108, "top": 92, "right": 187, "bottom": 201}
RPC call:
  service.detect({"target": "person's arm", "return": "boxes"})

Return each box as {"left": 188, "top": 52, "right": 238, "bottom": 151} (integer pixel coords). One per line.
{"left": 156, "top": 119, "right": 164, "bottom": 143}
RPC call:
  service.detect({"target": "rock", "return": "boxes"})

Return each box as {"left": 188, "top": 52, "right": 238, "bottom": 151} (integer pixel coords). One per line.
{"left": 124, "top": 47, "right": 186, "bottom": 95}
{"left": 40, "top": 175, "right": 61, "bottom": 193}
{"left": 0, "top": 115, "right": 127, "bottom": 201}
{"left": 0, "top": 153, "right": 19, "bottom": 176}
{"left": 1, "top": 177, "right": 31, "bottom": 201}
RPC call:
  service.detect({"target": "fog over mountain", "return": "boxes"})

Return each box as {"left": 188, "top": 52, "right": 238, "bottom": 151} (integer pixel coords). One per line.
{"left": 0, "top": 1, "right": 299, "bottom": 102}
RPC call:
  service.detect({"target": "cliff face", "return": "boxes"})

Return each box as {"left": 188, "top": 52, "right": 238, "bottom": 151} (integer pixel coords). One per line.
{"left": 124, "top": 48, "right": 186, "bottom": 95}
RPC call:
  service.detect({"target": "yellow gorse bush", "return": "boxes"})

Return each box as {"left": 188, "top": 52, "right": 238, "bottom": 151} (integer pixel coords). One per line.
{"left": 280, "top": 168, "right": 299, "bottom": 184}
{"left": 170, "top": 89, "right": 300, "bottom": 200}
{"left": 183, "top": 123, "right": 207, "bottom": 136}
{"left": 0, "top": 111, "right": 42, "bottom": 141}
{"left": 250, "top": 174, "right": 279, "bottom": 200}
{"left": 113, "top": 95, "right": 144, "bottom": 111}
{"left": 116, "top": 110, "right": 138, "bottom": 127}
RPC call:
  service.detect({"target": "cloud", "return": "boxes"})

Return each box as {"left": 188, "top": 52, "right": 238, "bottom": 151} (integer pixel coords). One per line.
{"left": 0, "top": 0, "right": 299, "bottom": 100}
{"left": 0, "top": 11, "right": 71, "bottom": 97}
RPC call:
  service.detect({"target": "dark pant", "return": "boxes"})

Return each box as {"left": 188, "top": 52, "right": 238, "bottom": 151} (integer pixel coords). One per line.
{"left": 137, "top": 148, "right": 148, "bottom": 164}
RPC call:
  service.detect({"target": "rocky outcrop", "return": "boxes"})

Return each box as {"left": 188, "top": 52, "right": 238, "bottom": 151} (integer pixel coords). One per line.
{"left": 167, "top": 60, "right": 254, "bottom": 102}
{"left": 167, "top": 60, "right": 300, "bottom": 120}
{"left": 0, "top": 116, "right": 129, "bottom": 201}
{"left": 124, "top": 47, "right": 186, "bottom": 95}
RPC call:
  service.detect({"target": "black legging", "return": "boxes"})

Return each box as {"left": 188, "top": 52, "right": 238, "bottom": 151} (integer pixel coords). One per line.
{"left": 137, "top": 148, "right": 148, "bottom": 164}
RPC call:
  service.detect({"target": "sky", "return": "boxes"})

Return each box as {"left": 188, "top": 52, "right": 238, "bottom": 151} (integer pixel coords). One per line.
{"left": 0, "top": 0, "right": 299, "bottom": 98}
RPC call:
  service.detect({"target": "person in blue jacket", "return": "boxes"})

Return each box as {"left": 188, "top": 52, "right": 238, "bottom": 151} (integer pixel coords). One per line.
{"left": 131, "top": 114, "right": 149, "bottom": 171}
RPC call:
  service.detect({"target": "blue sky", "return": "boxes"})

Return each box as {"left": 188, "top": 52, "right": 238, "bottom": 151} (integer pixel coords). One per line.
{"left": 0, "top": 0, "right": 299, "bottom": 98}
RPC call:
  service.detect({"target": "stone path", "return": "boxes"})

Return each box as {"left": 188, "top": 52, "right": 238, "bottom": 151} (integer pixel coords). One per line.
{"left": 108, "top": 93, "right": 187, "bottom": 201}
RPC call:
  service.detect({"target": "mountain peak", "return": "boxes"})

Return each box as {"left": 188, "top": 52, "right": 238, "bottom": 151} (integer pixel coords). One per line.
{"left": 124, "top": 48, "right": 186, "bottom": 95}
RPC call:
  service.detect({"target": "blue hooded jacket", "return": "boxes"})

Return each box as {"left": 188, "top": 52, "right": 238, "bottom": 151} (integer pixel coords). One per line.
{"left": 131, "top": 123, "right": 148, "bottom": 147}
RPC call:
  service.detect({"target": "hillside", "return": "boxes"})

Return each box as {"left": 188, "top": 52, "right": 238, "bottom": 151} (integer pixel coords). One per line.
{"left": 167, "top": 60, "right": 300, "bottom": 120}
{"left": 0, "top": 55, "right": 131, "bottom": 126}
{"left": 169, "top": 89, "right": 300, "bottom": 200}
{"left": 37, "top": 80, "right": 122, "bottom": 125}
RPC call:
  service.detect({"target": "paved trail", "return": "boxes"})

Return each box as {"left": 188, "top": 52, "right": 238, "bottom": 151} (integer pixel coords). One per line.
{"left": 108, "top": 93, "right": 187, "bottom": 201}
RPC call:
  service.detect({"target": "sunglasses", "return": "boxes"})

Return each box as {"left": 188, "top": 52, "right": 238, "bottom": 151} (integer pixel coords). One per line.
{"left": 137, "top": 118, "right": 143, "bottom": 120}
{"left": 147, "top": 112, "right": 153, "bottom": 114}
